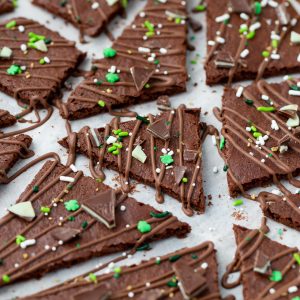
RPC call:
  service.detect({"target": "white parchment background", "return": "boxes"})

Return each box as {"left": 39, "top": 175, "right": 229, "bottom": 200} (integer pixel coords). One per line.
{"left": 0, "top": 1, "right": 299, "bottom": 299}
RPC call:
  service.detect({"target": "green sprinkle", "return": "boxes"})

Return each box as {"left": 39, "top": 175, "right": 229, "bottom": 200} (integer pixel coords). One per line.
{"left": 169, "top": 255, "right": 181, "bottom": 262}
{"left": 68, "top": 216, "right": 75, "bottom": 221}
{"left": 262, "top": 50, "right": 270, "bottom": 58}
{"left": 245, "top": 99, "right": 253, "bottom": 105}
{"left": 105, "top": 72, "right": 119, "bottom": 83}
{"left": 253, "top": 132, "right": 262, "bottom": 138}
{"left": 2, "top": 275, "right": 10, "bottom": 284}
{"left": 290, "top": 85, "right": 300, "bottom": 91}
{"left": 194, "top": 5, "right": 206, "bottom": 11}
{"left": 190, "top": 60, "right": 197, "bottom": 65}
{"left": 291, "top": 297, "right": 300, "bottom": 300}
{"left": 250, "top": 126, "right": 257, "bottom": 132}
{"left": 146, "top": 31, "right": 154, "bottom": 37}
{"left": 182, "top": 177, "right": 188, "bottom": 183}
{"left": 160, "top": 154, "right": 174, "bottom": 165}
{"left": 98, "top": 100, "right": 106, "bottom": 107}
{"left": 76, "top": 243, "right": 81, "bottom": 248}
{"left": 278, "top": 228, "right": 283, "bottom": 236}
{"left": 64, "top": 199, "right": 80, "bottom": 212}
{"left": 108, "top": 146, "right": 117, "bottom": 153}
{"left": 15, "top": 235, "right": 26, "bottom": 245}
{"left": 293, "top": 253, "right": 300, "bottom": 265}
{"left": 144, "top": 20, "right": 154, "bottom": 32}
{"left": 103, "top": 47, "right": 117, "bottom": 58}
{"left": 114, "top": 267, "right": 122, "bottom": 278}
{"left": 28, "top": 32, "right": 45, "bottom": 42}
{"left": 7, "top": 64, "right": 22, "bottom": 75}
{"left": 112, "top": 150, "right": 120, "bottom": 155}
{"left": 246, "top": 31, "right": 256, "bottom": 40}
{"left": 272, "top": 39, "right": 278, "bottom": 49}
{"left": 175, "top": 17, "right": 182, "bottom": 24}
{"left": 39, "top": 58, "right": 45, "bottom": 65}
{"left": 155, "top": 257, "right": 161, "bottom": 264}
{"left": 120, "top": 0, "right": 128, "bottom": 8}
{"left": 82, "top": 221, "right": 88, "bottom": 229}
{"left": 257, "top": 106, "right": 276, "bottom": 112}
{"left": 254, "top": 1, "right": 262, "bottom": 15}
{"left": 167, "top": 276, "right": 178, "bottom": 287}
{"left": 269, "top": 270, "right": 282, "bottom": 282}
{"left": 118, "top": 131, "right": 129, "bottom": 137}
{"left": 150, "top": 211, "right": 170, "bottom": 218}
{"left": 136, "top": 243, "right": 151, "bottom": 251}
{"left": 191, "top": 254, "right": 198, "bottom": 259}
{"left": 40, "top": 206, "right": 51, "bottom": 213}
{"left": 232, "top": 199, "right": 243, "bottom": 206}
{"left": 136, "top": 115, "right": 149, "bottom": 124}
{"left": 32, "top": 185, "right": 39, "bottom": 193}
{"left": 113, "top": 129, "right": 122, "bottom": 135}
{"left": 88, "top": 273, "right": 97, "bottom": 283}
{"left": 137, "top": 220, "right": 152, "bottom": 233}
{"left": 145, "top": 83, "right": 151, "bottom": 88}
{"left": 113, "top": 143, "right": 122, "bottom": 149}
{"left": 223, "top": 164, "right": 229, "bottom": 172}
{"left": 219, "top": 136, "right": 226, "bottom": 150}
{"left": 6, "top": 20, "right": 16, "bottom": 29}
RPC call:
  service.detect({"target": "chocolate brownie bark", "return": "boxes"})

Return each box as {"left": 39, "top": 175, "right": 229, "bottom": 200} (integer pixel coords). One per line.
{"left": 205, "top": 0, "right": 300, "bottom": 85}
{"left": 214, "top": 78, "right": 300, "bottom": 198}
{"left": 22, "top": 241, "right": 221, "bottom": 300}
{"left": 32, "top": 0, "right": 126, "bottom": 39}
{"left": 0, "top": 0, "right": 15, "bottom": 15}
{"left": 59, "top": 0, "right": 188, "bottom": 120}
{"left": 59, "top": 105, "right": 204, "bottom": 216}
{"left": 0, "top": 109, "right": 16, "bottom": 128}
{"left": 0, "top": 134, "right": 33, "bottom": 184}
{"left": 0, "top": 18, "right": 85, "bottom": 107}
{"left": 222, "top": 218, "right": 300, "bottom": 300}
{"left": 0, "top": 160, "right": 190, "bottom": 286}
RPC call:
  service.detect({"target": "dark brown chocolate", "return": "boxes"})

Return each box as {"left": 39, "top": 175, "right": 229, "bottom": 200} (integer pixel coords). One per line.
{"left": 0, "top": 0, "right": 14, "bottom": 15}
{"left": 205, "top": 0, "right": 300, "bottom": 85}
{"left": 0, "top": 160, "right": 190, "bottom": 286}
{"left": 222, "top": 218, "right": 300, "bottom": 300}
{"left": 21, "top": 241, "right": 222, "bottom": 300}
{"left": 58, "top": 0, "right": 188, "bottom": 120}
{"left": 0, "top": 109, "right": 16, "bottom": 128}
{"left": 59, "top": 106, "right": 205, "bottom": 216}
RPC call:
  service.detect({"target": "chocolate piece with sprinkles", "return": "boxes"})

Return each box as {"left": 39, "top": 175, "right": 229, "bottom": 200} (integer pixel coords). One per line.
{"left": 0, "top": 109, "right": 16, "bottom": 129}
{"left": 0, "top": 18, "right": 85, "bottom": 137}
{"left": 59, "top": 105, "right": 206, "bottom": 216}
{"left": 21, "top": 241, "right": 222, "bottom": 300}
{"left": 0, "top": 159, "right": 190, "bottom": 285}
{"left": 0, "top": 0, "right": 15, "bottom": 15}
{"left": 222, "top": 217, "right": 300, "bottom": 300}
{"left": 58, "top": 0, "right": 188, "bottom": 120}
{"left": 205, "top": 0, "right": 300, "bottom": 85}
{"left": 213, "top": 78, "right": 300, "bottom": 231}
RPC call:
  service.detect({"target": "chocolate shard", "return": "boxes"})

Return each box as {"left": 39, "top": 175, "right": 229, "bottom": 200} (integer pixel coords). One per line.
{"left": 214, "top": 51, "right": 235, "bottom": 69}
{"left": 147, "top": 118, "right": 171, "bottom": 140}
{"left": 229, "top": 0, "right": 252, "bottom": 13}
{"left": 173, "top": 260, "right": 208, "bottom": 298}
{"left": 174, "top": 166, "right": 187, "bottom": 185}
{"left": 81, "top": 190, "right": 116, "bottom": 229}
{"left": 188, "top": 17, "right": 203, "bottom": 32}
{"left": 130, "top": 66, "right": 155, "bottom": 92}
{"left": 51, "top": 227, "right": 81, "bottom": 243}
{"left": 156, "top": 95, "right": 171, "bottom": 111}
{"left": 183, "top": 149, "right": 198, "bottom": 162}
{"left": 137, "top": 289, "right": 165, "bottom": 300}
{"left": 253, "top": 250, "right": 272, "bottom": 276}
{"left": 72, "top": 283, "right": 112, "bottom": 300}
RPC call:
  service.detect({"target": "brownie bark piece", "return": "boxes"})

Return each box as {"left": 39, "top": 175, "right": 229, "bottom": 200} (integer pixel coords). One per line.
{"left": 59, "top": 106, "right": 204, "bottom": 216}
{"left": 22, "top": 241, "right": 221, "bottom": 300}
{"left": 205, "top": 0, "right": 300, "bottom": 85}
{"left": 0, "top": 134, "right": 33, "bottom": 184}
{"left": 217, "top": 78, "right": 300, "bottom": 198}
{"left": 0, "top": 160, "right": 190, "bottom": 285}
{"left": 0, "top": 18, "right": 85, "bottom": 106}
{"left": 0, "top": 109, "right": 16, "bottom": 128}
{"left": 59, "top": 0, "right": 188, "bottom": 120}
{"left": 222, "top": 219, "right": 300, "bottom": 299}
{"left": 32, "top": 0, "right": 126, "bottom": 38}
{"left": 0, "top": 0, "right": 15, "bottom": 15}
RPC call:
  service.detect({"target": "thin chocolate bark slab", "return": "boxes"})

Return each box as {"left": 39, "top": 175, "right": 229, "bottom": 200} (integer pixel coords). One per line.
{"left": 59, "top": 106, "right": 204, "bottom": 216}
{"left": 59, "top": 0, "right": 188, "bottom": 120}
{"left": 215, "top": 78, "right": 300, "bottom": 198}
{"left": 0, "top": 109, "right": 16, "bottom": 128}
{"left": 222, "top": 219, "right": 300, "bottom": 300}
{"left": 0, "top": 0, "right": 15, "bottom": 15}
{"left": 0, "top": 18, "right": 85, "bottom": 106}
{"left": 32, "top": 0, "right": 126, "bottom": 38}
{"left": 22, "top": 241, "right": 221, "bottom": 300}
{"left": 0, "top": 160, "right": 190, "bottom": 286}
{"left": 0, "top": 134, "right": 33, "bottom": 184}
{"left": 205, "top": 0, "right": 300, "bottom": 85}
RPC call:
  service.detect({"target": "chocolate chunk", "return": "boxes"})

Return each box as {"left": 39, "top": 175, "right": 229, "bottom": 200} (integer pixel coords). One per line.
{"left": 0, "top": 109, "right": 16, "bottom": 128}
{"left": 147, "top": 118, "right": 171, "bottom": 140}
{"left": 229, "top": 0, "right": 251, "bottom": 14}
{"left": 0, "top": 0, "right": 14, "bottom": 15}
{"left": 173, "top": 260, "right": 208, "bottom": 298}
{"left": 214, "top": 51, "right": 235, "bottom": 69}
{"left": 81, "top": 190, "right": 116, "bottom": 229}
{"left": 156, "top": 96, "right": 171, "bottom": 109}
{"left": 72, "top": 283, "right": 112, "bottom": 300}
{"left": 174, "top": 166, "right": 187, "bottom": 185}
{"left": 130, "top": 67, "right": 155, "bottom": 92}
{"left": 253, "top": 250, "right": 272, "bottom": 276}
{"left": 183, "top": 149, "right": 198, "bottom": 162}
{"left": 51, "top": 227, "right": 81, "bottom": 243}
{"left": 188, "top": 17, "right": 203, "bottom": 32}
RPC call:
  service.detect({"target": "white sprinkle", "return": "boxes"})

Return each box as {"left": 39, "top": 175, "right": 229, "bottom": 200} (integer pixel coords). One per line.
{"left": 148, "top": 56, "right": 154, "bottom": 62}
{"left": 215, "top": 13, "right": 230, "bottom": 23}
{"left": 21, "top": 66, "right": 26, "bottom": 71}
{"left": 240, "top": 13, "right": 249, "bottom": 20}
{"left": 271, "top": 33, "right": 281, "bottom": 40}
{"left": 213, "top": 166, "right": 218, "bottom": 174}
{"left": 291, "top": 18, "right": 298, "bottom": 27}
{"left": 249, "top": 152, "right": 254, "bottom": 156}
{"left": 60, "top": 176, "right": 75, "bottom": 183}
{"left": 246, "top": 127, "right": 251, "bottom": 132}
{"left": 138, "top": 47, "right": 150, "bottom": 53}
{"left": 236, "top": 86, "right": 244, "bottom": 97}
{"left": 58, "top": 240, "right": 63, "bottom": 245}
{"left": 249, "top": 22, "right": 261, "bottom": 32}
{"left": 156, "top": 168, "right": 161, "bottom": 173}
{"left": 14, "top": 263, "right": 19, "bottom": 268}
{"left": 52, "top": 247, "right": 56, "bottom": 251}
{"left": 216, "top": 36, "right": 225, "bottom": 44}
{"left": 161, "top": 148, "right": 167, "bottom": 154}
{"left": 109, "top": 65, "right": 116, "bottom": 73}
{"left": 91, "top": 2, "right": 99, "bottom": 9}
{"left": 106, "top": 136, "right": 117, "bottom": 144}
{"left": 128, "top": 292, "right": 134, "bottom": 298}
{"left": 143, "top": 36, "right": 147, "bottom": 40}
{"left": 271, "top": 120, "right": 279, "bottom": 131}
{"left": 70, "top": 164, "right": 78, "bottom": 172}
{"left": 20, "top": 239, "right": 36, "bottom": 249}
{"left": 289, "top": 90, "right": 300, "bottom": 96}
{"left": 208, "top": 40, "right": 216, "bottom": 46}
{"left": 126, "top": 224, "right": 130, "bottom": 228}
{"left": 44, "top": 56, "right": 50, "bottom": 64}
{"left": 120, "top": 205, "right": 126, "bottom": 211}
{"left": 146, "top": 282, "right": 151, "bottom": 287}
{"left": 201, "top": 262, "right": 208, "bottom": 269}
{"left": 20, "top": 44, "right": 27, "bottom": 52}
{"left": 271, "top": 53, "right": 280, "bottom": 60}
{"left": 291, "top": 31, "right": 300, "bottom": 44}
{"left": 139, "top": 12, "right": 146, "bottom": 17}
{"left": 261, "top": 94, "right": 269, "bottom": 101}
{"left": 268, "top": 0, "right": 278, "bottom": 8}
{"left": 269, "top": 288, "right": 276, "bottom": 294}
{"left": 211, "top": 135, "right": 217, "bottom": 146}
{"left": 240, "top": 49, "right": 249, "bottom": 59}
{"left": 45, "top": 245, "right": 50, "bottom": 250}
{"left": 18, "top": 25, "right": 25, "bottom": 32}
{"left": 271, "top": 189, "right": 281, "bottom": 195}
{"left": 131, "top": 24, "right": 136, "bottom": 29}
{"left": 160, "top": 48, "right": 167, "bottom": 54}
{"left": 288, "top": 286, "right": 298, "bottom": 293}
{"left": 168, "top": 150, "right": 174, "bottom": 156}
{"left": 261, "top": 159, "right": 265, "bottom": 163}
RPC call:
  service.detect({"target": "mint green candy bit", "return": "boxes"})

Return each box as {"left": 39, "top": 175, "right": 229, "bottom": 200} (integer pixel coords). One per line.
{"left": 269, "top": 270, "right": 282, "bottom": 282}
{"left": 88, "top": 273, "right": 97, "bottom": 283}
{"left": 6, "top": 20, "right": 16, "bottom": 29}
{"left": 7, "top": 64, "right": 22, "bottom": 75}
{"left": 232, "top": 199, "right": 243, "bottom": 206}
{"left": 2, "top": 274, "right": 10, "bottom": 284}
{"left": 257, "top": 106, "right": 276, "bottom": 112}
{"left": 106, "top": 72, "right": 119, "bottom": 83}
{"left": 103, "top": 47, "right": 117, "bottom": 58}
{"left": 293, "top": 253, "right": 300, "bottom": 265}
{"left": 254, "top": 2, "right": 262, "bottom": 15}
{"left": 219, "top": 136, "right": 226, "bottom": 150}
{"left": 64, "top": 199, "right": 80, "bottom": 211}
{"left": 15, "top": 234, "right": 26, "bottom": 245}
{"left": 137, "top": 220, "right": 152, "bottom": 233}
{"left": 160, "top": 154, "right": 174, "bottom": 165}
{"left": 98, "top": 100, "right": 106, "bottom": 107}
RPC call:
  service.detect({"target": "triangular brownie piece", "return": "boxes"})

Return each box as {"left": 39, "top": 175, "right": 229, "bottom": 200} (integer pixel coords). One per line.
{"left": 21, "top": 241, "right": 221, "bottom": 299}
{"left": 59, "top": 0, "right": 188, "bottom": 120}
{"left": 222, "top": 218, "right": 300, "bottom": 299}
{"left": 0, "top": 109, "right": 16, "bottom": 128}
{"left": 0, "top": 134, "right": 33, "bottom": 184}
{"left": 0, "top": 0, "right": 15, "bottom": 15}
{"left": 59, "top": 106, "right": 205, "bottom": 216}
{"left": 0, "top": 160, "right": 190, "bottom": 286}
